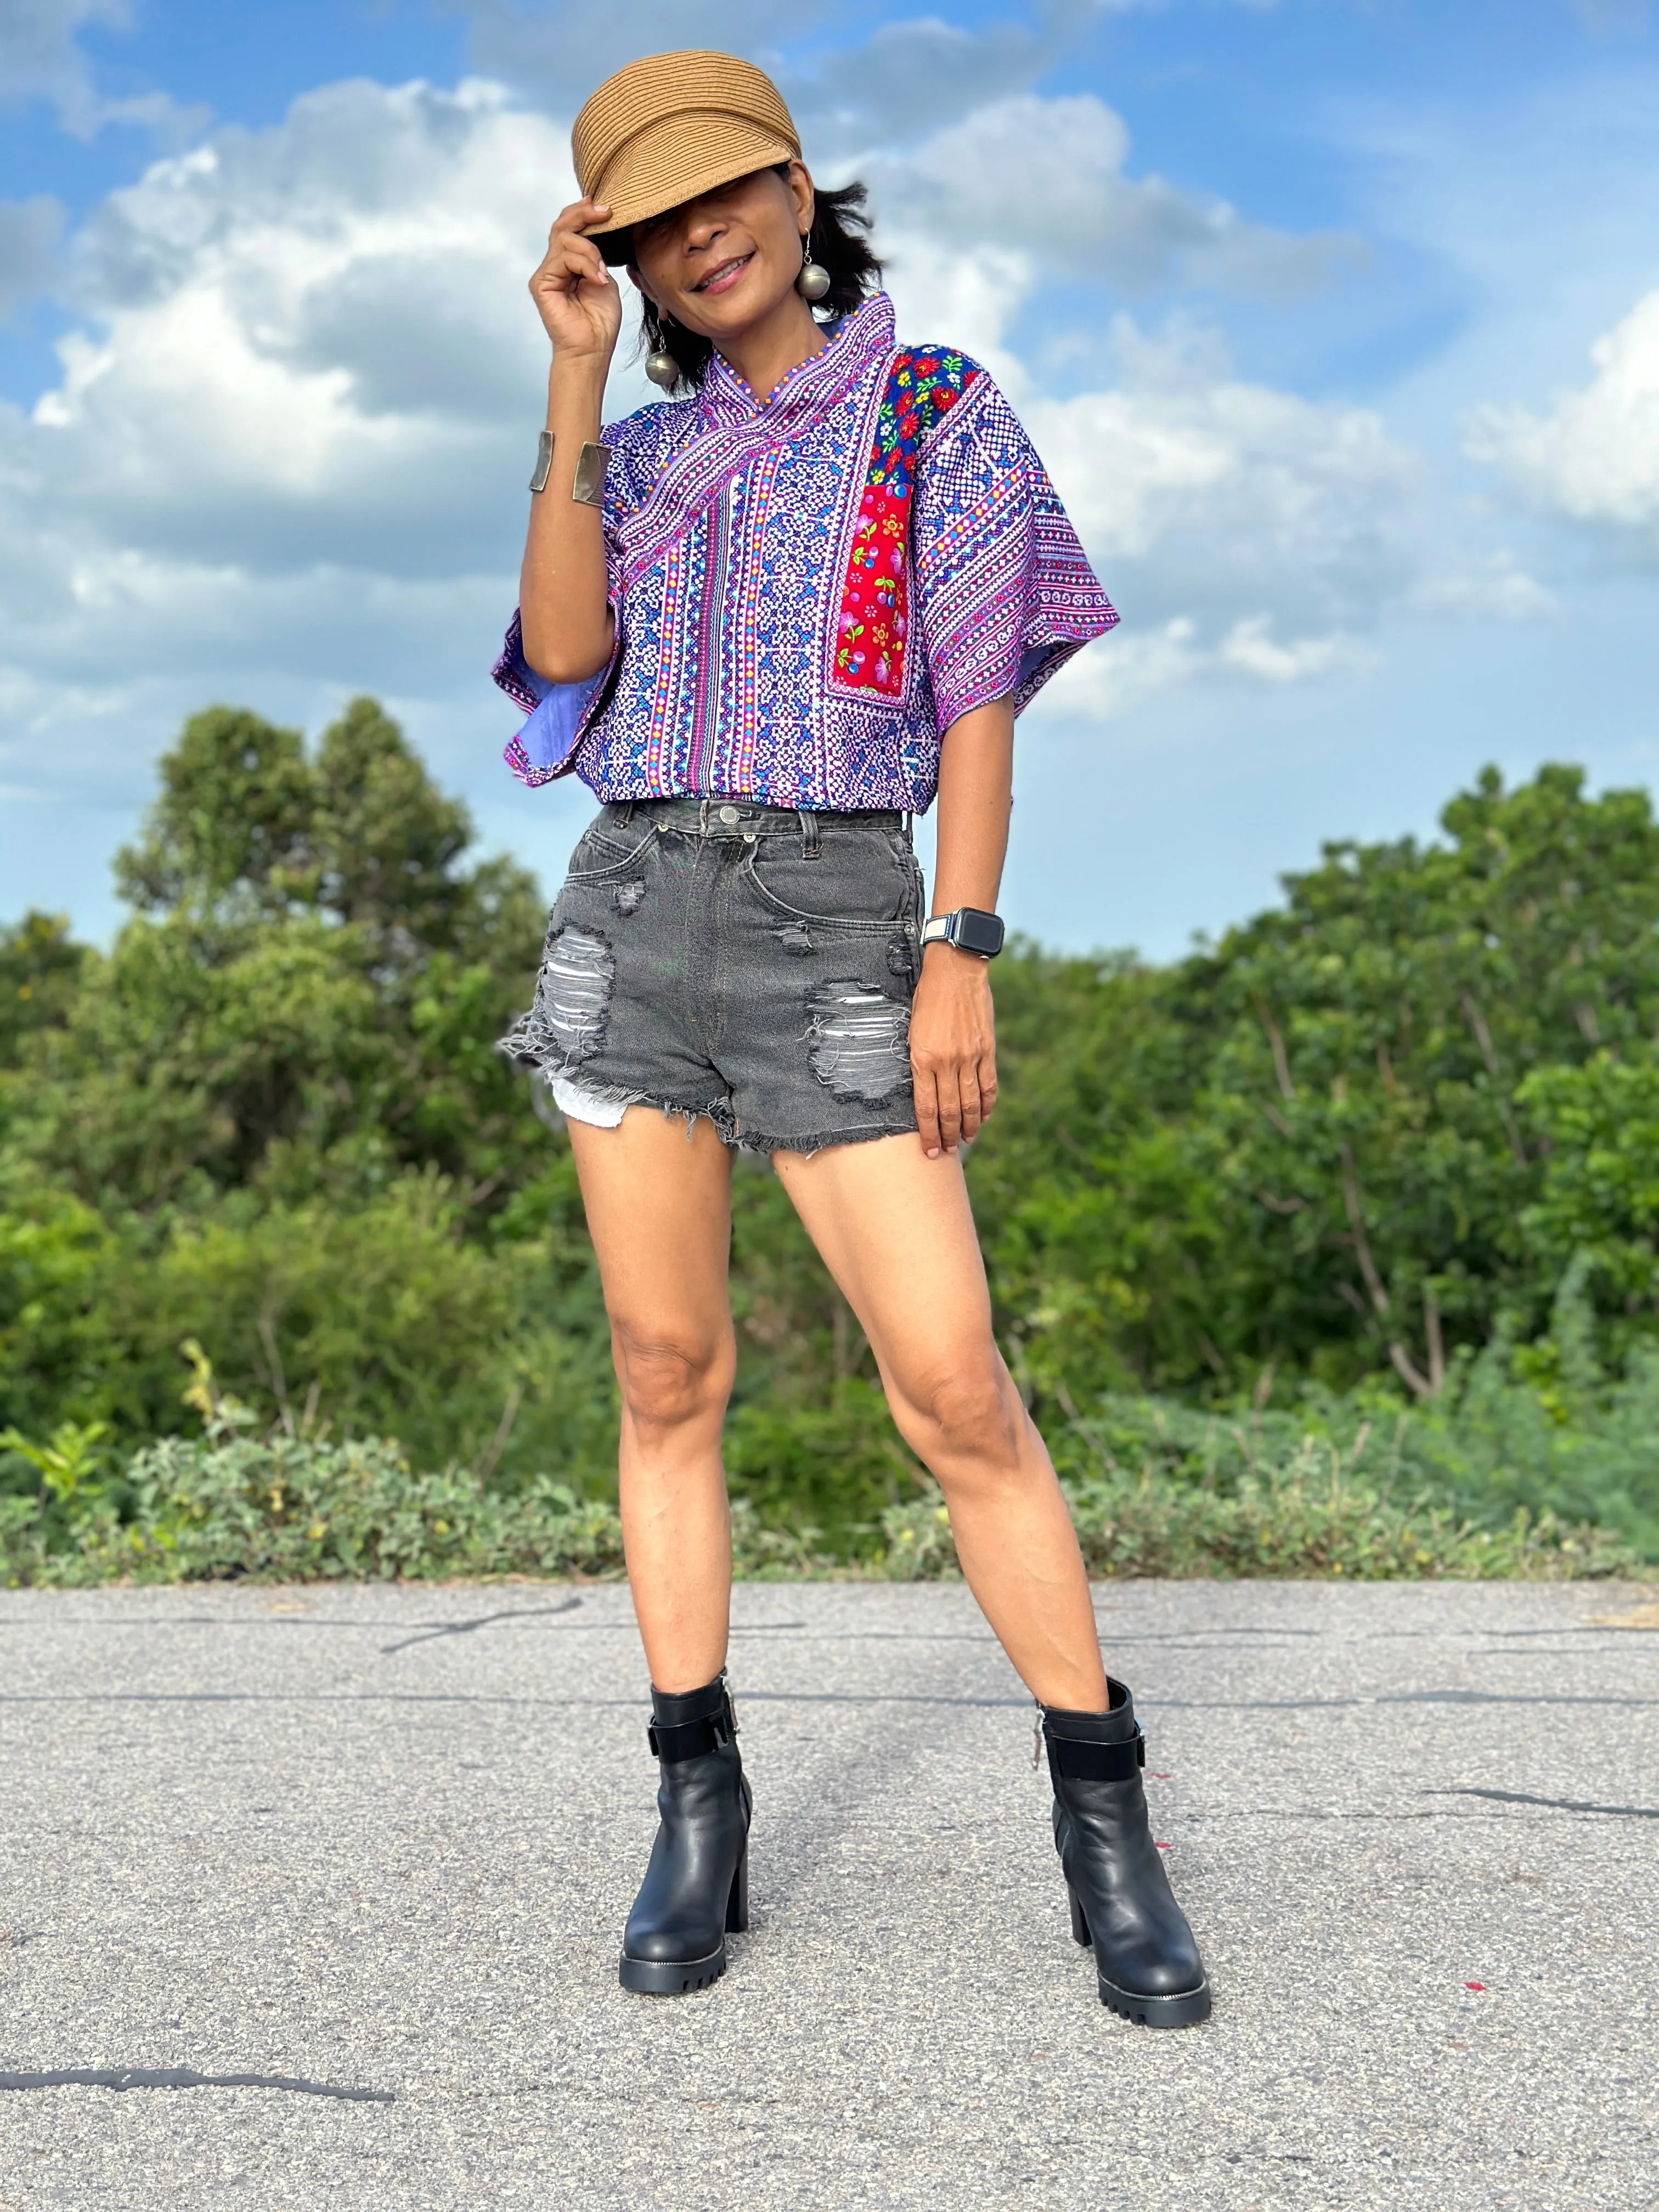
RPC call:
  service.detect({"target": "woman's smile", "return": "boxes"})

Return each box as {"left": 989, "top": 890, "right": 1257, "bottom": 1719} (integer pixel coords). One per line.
{"left": 693, "top": 251, "right": 754, "bottom": 296}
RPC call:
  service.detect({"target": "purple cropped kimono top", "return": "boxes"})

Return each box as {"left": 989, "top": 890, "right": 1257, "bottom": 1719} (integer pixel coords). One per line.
{"left": 492, "top": 291, "right": 1117, "bottom": 814}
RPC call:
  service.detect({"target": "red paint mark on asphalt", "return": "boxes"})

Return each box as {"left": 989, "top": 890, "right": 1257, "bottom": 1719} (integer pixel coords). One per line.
{"left": 1464, "top": 1982, "right": 1486, "bottom": 1992}
{"left": 1149, "top": 1772, "right": 1172, "bottom": 1779}
{"left": 1155, "top": 1842, "right": 1171, "bottom": 1850}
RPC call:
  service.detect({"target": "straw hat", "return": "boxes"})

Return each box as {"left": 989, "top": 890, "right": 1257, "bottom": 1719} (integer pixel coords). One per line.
{"left": 573, "top": 51, "right": 802, "bottom": 264}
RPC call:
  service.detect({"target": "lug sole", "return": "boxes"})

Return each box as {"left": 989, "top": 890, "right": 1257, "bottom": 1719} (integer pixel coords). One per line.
{"left": 618, "top": 1940, "right": 727, "bottom": 1996}
{"left": 1095, "top": 1969, "right": 1212, "bottom": 2029}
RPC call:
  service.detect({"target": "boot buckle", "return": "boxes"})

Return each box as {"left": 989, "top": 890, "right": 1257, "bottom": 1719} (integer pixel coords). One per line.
{"left": 1046, "top": 1724, "right": 1146, "bottom": 1784}
{"left": 647, "top": 1709, "right": 732, "bottom": 1762}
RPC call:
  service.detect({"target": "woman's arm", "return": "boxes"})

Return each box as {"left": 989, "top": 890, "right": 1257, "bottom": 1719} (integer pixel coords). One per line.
{"left": 909, "top": 693, "right": 1013, "bottom": 1158}
{"left": 520, "top": 197, "right": 623, "bottom": 685}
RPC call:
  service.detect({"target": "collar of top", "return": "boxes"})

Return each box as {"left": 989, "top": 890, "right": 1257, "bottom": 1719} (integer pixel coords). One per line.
{"left": 698, "top": 290, "right": 896, "bottom": 431}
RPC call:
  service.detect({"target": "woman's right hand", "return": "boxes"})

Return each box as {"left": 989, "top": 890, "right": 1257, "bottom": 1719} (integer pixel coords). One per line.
{"left": 529, "top": 198, "right": 623, "bottom": 367}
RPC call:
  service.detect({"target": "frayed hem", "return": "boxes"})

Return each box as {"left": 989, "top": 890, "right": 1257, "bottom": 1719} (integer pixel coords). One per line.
{"left": 737, "top": 1120, "right": 919, "bottom": 1161}
{"left": 510, "top": 1056, "right": 734, "bottom": 1144}
{"left": 505, "top": 1049, "right": 917, "bottom": 1158}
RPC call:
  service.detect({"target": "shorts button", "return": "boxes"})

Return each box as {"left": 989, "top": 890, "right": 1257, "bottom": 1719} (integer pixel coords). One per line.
{"left": 718, "top": 804, "right": 740, "bottom": 825}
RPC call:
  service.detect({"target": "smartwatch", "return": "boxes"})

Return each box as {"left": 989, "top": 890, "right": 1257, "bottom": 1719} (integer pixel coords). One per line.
{"left": 920, "top": 907, "right": 1006, "bottom": 960}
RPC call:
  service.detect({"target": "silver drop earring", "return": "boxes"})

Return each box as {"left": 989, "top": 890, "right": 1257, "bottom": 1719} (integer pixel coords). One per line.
{"left": 796, "top": 235, "right": 831, "bottom": 303}
{"left": 645, "top": 309, "right": 678, "bottom": 388}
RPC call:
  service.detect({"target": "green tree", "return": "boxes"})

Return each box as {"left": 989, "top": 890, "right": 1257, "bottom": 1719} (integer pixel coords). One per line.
{"left": 0, "top": 913, "right": 87, "bottom": 1065}
{"left": 970, "top": 764, "right": 1659, "bottom": 1406}
{"left": 1, "top": 697, "right": 602, "bottom": 1472}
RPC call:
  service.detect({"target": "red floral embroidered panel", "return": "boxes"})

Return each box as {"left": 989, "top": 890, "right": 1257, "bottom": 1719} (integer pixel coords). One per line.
{"left": 832, "top": 348, "right": 980, "bottom": 698}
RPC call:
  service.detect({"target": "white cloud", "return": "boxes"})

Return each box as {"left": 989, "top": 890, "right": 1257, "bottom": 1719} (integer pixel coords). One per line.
{"left": 868, "top": 93, "right": 1363, "bottom": 299}
{"left": 0, "top": 75, "right": 584, "bottom": 822}
{"left": 1217, "top": 617, "right": 1374, "bottom": 684}
{"left": 1017, "top": 320, "right": 1544, "bottom": 720}
{"left": 0, "top": 194, "right": 64, "bottom": 320}
{"left": 0, "top": 0, "right": 122, "bottom": 124}
{"left": 0, "top": 0, "right": 204, "bottom": 140}
{"left": 853, "top": 91, "right": 1438, "bottom": 714}
{"left": 786, "top": 9, "right": 1097, "bottom": 146}
{"left": 1408, "top": 552, "right": 1557, "bottom": 624}
{"left": 27, "top": 78, "right": 579, "bottom": 577}
{"left": 1465, "top": 287, "right": 1659, "bottom": 548}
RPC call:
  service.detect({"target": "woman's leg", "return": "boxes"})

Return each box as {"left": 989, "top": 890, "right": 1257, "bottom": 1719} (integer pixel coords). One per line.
{"left": 568, "top": 1107, "right": 737, "bottom": 1692}
{"left": 772, "top": 1135, "right": 1109, "bottom": 1712}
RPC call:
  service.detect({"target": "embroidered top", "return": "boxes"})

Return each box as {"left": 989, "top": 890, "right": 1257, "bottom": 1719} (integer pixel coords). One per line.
{"left": 492, "top": 291, "right": 1116, "bottom": 812}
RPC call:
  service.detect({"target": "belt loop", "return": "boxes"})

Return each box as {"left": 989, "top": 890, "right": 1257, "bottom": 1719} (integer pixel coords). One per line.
{"left": 902, "top": 810, "right": 913, "bottom": 846}
{"left": 698, "top": 797, "right": 710, "bottom": 836}
{"left": 617, "top": 800, "right": 634, "bottom": 828}
{"left": 798, "top": 808, "right": 821, "bottom": 859}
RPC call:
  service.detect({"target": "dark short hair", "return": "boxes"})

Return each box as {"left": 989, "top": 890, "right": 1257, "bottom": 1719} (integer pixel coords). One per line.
{"left": 629, "top": 166, "right": 883, "bottom": 396}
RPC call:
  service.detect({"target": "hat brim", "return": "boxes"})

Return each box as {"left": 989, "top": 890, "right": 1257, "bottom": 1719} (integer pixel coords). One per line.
{"left": 586, "top": 114, "right": 798, "bottom": 264}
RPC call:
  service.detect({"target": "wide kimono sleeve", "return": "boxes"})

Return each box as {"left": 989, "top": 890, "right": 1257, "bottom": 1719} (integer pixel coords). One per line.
{"left": 489, "top": 413, "right": 650, "bottom": 788}
{"left": 910, "top": 372, "right": 1118, "bottom": 731}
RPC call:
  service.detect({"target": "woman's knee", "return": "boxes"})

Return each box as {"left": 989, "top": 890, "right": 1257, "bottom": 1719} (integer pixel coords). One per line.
{"left": 610, "top": 1316, "right": 735, "bottom": 1432}
{"left": 889, "top": 1351, "right": 1026, "bottom": 1472}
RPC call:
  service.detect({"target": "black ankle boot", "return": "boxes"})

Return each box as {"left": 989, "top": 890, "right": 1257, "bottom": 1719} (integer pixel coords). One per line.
{"left": 618, "top": 1672, "right": 751, "bottom": 1995}
{"left": 1043, "top": 1679, "right": 1211, "bottom": 2028}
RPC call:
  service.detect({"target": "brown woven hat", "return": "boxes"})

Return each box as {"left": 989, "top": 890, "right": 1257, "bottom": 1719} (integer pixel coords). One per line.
{"left": 573, "top": 51, "right": 802, "bottom": 264}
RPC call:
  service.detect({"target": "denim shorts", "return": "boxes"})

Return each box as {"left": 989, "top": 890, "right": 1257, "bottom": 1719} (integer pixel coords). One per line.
{"left": 499, "top": 797, "right": 925, "bottom": 1154}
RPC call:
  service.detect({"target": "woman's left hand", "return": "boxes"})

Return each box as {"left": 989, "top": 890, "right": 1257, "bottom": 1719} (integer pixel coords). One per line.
{"left": 909, "top": 945, "right": 998, "bottom": 1158}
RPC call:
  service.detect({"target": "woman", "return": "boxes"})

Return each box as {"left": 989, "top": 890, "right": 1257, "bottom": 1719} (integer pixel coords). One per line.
{"left": 495, "top": 50, "right": 1210, "bottom": 2028}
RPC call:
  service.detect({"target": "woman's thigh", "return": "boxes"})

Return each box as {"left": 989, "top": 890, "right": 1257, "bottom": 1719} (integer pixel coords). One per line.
{"left": 568, "top": 1107, "right": 736, "bottom": 1362}
{"left": 771, "top": 1135, "right": 1003, "bottom": 1416}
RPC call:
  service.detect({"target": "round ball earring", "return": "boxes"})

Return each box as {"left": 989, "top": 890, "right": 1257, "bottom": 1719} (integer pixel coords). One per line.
{"left": 796, "top": 236, "right": 831, "bottom": 303}
{"left": 645, "top": 313, "right": 678, "bottom": 387}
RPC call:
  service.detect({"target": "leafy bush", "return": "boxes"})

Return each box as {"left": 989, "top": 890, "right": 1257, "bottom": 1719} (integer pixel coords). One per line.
{"left": 0, "top": 1340, "right": 1642, "bottom": 1587}
{"left": 0, "top": 1429, "right": 842, "bottom": 1588}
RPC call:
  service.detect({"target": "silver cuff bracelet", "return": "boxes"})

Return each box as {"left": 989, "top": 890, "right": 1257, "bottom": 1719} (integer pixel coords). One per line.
{"left": 572, "top": 439, "right": 611, "bottom": 507}
{"left": 528, "top": 430, "right": 554, "bottom": 494}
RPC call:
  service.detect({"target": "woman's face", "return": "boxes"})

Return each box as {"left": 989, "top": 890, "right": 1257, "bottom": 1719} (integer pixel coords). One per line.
{"left": 628, "top": 162, "right": 815, "bottom": 340}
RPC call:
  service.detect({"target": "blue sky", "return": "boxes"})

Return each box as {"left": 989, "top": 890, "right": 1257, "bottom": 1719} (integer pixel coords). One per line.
{"left": 3, "top": 0, "right": 1657, "bottom": 954}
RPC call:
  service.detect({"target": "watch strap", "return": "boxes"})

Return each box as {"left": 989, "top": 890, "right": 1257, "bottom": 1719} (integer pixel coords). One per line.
{"left": 922, "top": 907, "right": 1005, "bottom": 958}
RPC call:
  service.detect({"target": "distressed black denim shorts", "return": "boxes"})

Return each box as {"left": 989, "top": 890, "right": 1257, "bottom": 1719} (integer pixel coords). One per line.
{"left": 499, "top": 797, "right": 924, "bottom": 1155}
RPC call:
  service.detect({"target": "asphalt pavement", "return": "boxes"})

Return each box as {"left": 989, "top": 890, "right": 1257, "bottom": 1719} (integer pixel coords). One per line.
{"left": 1, "top": 1576, "right": 1655, "bottom": 2211}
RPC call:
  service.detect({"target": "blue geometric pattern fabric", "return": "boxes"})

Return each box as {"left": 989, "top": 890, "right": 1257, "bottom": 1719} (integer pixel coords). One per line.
{"left": 492, "top": 292, "right": 1117, "bottom": 812}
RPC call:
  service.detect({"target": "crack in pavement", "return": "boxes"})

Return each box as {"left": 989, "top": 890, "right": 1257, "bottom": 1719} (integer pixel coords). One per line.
{"left": 379, "top": 1599, "right": 583, "bottom": 1655}
{"left": 1425, "top": 1786, "right": 1659, "bottom": 1820}
{"left": 0, "top": 2067, "right": 393, "bottom": 2102}
{"left": 0, "top": 1611, "right": 810, "bottom": 1641}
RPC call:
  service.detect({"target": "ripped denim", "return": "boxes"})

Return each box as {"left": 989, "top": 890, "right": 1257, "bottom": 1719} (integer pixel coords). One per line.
{"left": 498, "top": 797, "right": 923, "bottom": 1155}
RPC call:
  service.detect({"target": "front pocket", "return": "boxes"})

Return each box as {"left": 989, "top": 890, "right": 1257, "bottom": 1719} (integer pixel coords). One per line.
{"left": 742, "top": 836, "right": 917, "bottom": 933}
{"left": 565, "top": 821, "right": 658, "bottom": 883}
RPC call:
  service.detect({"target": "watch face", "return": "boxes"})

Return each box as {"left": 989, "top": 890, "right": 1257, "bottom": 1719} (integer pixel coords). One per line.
{"left": 954, "top": 907, "right": 1005, "bottom": 958}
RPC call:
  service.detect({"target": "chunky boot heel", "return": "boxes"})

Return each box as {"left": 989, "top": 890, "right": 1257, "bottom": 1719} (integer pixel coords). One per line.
{"left": 618, "top": 1673, "right": 751, "bottom": 1996}
{"left": 1044, "top": 1681, "right": 1211, "bottom": 2029}
{"left": 1068, "top": 1883, "right": 1091, "bottom": 1948}
{"left": 726, "top": 1844, "right": 749, "bottom": 1934}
